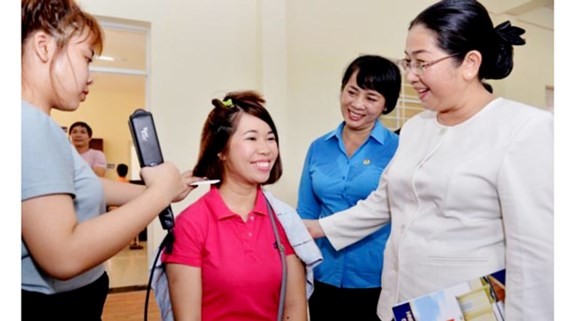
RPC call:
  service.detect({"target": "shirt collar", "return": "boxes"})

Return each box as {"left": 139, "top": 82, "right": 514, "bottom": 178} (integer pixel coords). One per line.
{"left": 205, "top": 186, "right": 269, "bottom": 220}
{"left": 324, "top": 119, "right": 390, "bottom": 145}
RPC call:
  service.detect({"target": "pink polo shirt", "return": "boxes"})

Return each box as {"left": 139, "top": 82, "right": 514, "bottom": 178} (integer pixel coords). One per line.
{"left": 80, "top": 148, "right": 107, "bottom": 169}
{"left": 162, "top": 187, "right": 293, "bottom": 321}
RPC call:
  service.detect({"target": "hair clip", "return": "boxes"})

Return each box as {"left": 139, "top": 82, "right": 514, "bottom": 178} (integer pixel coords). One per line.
{"left": 495, "top": 21, "right": 526, "bottom": 46}
{"left": 222, "top": 99, "right": 235, "bottom": 109}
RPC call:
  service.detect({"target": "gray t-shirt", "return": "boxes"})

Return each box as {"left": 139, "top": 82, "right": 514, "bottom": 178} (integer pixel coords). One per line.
{"left": 21, "top": 100, "right": 106, "bottom": 294}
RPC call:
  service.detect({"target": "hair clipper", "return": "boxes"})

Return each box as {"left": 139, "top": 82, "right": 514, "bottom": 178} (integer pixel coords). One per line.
{"left": 128, "top": 109, "right": 175, "bottom": 230}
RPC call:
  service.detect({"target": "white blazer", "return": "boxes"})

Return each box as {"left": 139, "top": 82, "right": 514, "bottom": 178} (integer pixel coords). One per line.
{"left": 320, "top": 98, "right": 553, "bottom": 321}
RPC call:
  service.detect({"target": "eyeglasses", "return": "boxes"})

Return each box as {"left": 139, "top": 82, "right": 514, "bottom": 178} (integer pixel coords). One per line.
{"left": 398, "top": 53, "right": 460, "bottom": 75}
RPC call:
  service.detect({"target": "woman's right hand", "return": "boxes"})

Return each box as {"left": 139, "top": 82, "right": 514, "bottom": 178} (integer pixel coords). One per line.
{"left": 139, "top": 162, "right": 191, "bottom": 204}
{"left": 173, "top": 170, "right": 203, "bottom": 202}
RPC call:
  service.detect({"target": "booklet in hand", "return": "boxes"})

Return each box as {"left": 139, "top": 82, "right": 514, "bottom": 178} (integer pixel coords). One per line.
{"left": 392, "top": 269, "right": 506, "bottom": 321}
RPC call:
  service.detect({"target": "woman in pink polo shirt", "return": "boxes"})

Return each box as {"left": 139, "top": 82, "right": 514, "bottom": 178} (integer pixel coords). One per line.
{"left": 162, "top": 91, "right": 307, "bottom": 321}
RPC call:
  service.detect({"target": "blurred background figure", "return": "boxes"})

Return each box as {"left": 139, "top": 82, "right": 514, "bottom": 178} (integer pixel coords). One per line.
{"left": 69, "top": 121, "right": 107, "bottom": 177}
{"left": 116, "top": 163, "right": 129, "bottom": 183}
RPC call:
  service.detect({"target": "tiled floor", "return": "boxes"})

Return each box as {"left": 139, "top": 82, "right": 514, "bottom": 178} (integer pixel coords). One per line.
{"left": 105, "top": 241, "right": 149, "bottom": 289}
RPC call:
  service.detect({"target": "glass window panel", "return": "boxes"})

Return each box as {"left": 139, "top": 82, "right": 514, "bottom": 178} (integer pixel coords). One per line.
{"left": 93, "top": 28, "right": 147, "bottom": 70}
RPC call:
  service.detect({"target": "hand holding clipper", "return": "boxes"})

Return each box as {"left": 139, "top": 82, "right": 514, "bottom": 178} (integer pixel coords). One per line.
{"left": 129, "top": 109, "right": 175, "bottom": 231}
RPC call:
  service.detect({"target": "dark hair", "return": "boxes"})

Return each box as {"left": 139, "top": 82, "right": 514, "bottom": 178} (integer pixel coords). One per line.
{"left": 22, "top": 0, "right": 104, "bottom": 55}
{"left": 341, "top": 55, "right": 401, "bottom": 114}
{"left": 116, "top": 163, "right": 129, "bottom": 177}
{"left": 193, "top": 90, "right": 283, "bottom": 185}
{"left": 409, "top": 0, "right": 525, "bottom": 80}
{"left": 69, "top": 121, "right": 93, "bottom": 137}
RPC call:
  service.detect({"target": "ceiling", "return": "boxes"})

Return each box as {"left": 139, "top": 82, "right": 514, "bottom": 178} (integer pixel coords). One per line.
{"left": 90, "top": 27, "right": 147, "bottom": 96}
{"left": 91, "top": 1, "right": 554, "bottom": 96}
{"left": 479, "top": 0, "right": 554, "bottom": 30}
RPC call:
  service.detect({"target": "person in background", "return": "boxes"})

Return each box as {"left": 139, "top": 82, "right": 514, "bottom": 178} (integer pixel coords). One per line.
{"left": 116, "top": 163, "right": 129, "bottom": 183}
{"left": 162, "top": 91, "right": 310, "bottom": 321}
{"left": 69, "top": 121, "right": 107, "bottom": 177}
{"left": 304, "top": 0, "right": 553, "bottom": 320}
{"left": 297, "top": 55, "right": 400, "bottom": 321}
{"left": 21, "top": 0, "right": 196, "bottom": 319}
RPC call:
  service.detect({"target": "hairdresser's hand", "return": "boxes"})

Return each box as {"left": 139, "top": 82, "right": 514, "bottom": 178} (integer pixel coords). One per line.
{"left": 171, "top": 170, "right": 203, "bottom": 202}
{"left": 140, "top": 162, "right": 190, "bottom": 204}
{"left": 303, "top": 219, "right": 325, "bottom": 239}
{"left": 181, "top": 170, "right": 203, "bottom": 187}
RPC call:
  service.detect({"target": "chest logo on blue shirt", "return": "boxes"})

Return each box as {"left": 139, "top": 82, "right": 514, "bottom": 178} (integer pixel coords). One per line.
{"left": 363, "top": 159, "right": 371, "bottom": 165}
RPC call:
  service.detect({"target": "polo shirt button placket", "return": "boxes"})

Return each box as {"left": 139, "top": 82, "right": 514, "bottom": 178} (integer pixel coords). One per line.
{"left": 247, "top": 214, "right": 254, "bottom": 238}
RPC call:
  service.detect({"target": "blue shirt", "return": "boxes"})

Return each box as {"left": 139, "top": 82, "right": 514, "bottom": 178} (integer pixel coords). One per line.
{"left": 297, "top": 120, "right": 398, "bottom": 288}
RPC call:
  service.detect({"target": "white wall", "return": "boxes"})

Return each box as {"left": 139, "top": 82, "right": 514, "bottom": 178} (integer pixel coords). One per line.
{"left": 78, "top": 0, "right": 553, "bottom": 252}
{"left": 80, "top": 0, "right": 262, "bottom": 251}
{"left": 284, "top": 0, "right": 435, "bottom": 205}
{"left": 283, "top": 0, "right": 554, "bottom": 209}
{"left": 502, "top": 19, "right": 554, "bottom": 107}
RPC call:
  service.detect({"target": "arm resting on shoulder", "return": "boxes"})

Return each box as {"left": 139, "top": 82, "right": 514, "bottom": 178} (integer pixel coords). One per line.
{"left": 319, "top": 175, "right": 391, "bottom": 250}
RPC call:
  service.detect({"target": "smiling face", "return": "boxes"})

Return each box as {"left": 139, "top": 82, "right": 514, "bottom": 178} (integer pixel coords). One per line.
{"left": 340, "top": 71, "right": 386, "bottom": 131}
{"left": 403, "top": 24, "right": 467, "bottom": 113}
{"left": 69, "top": 125, "right": 91, "bottom": 149}
{"left": 50, "top": 31, "right": 96, "bottom": 112}
{"left": 222, "top": 113, "right": 279, "bottom": 187}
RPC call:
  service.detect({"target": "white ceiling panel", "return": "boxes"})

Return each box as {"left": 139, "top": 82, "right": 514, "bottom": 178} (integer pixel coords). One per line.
{"left": 479, "top": 0, "right": 553, "bottom": 30}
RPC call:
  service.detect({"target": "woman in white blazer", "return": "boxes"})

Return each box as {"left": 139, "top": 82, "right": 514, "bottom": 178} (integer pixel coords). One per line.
{"left": 304, "top": 1, "right": 553, "bottom": 320}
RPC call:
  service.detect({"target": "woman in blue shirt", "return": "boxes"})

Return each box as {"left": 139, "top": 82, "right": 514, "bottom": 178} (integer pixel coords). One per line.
{"left": 297, "top": 55, "right": 400, "bottom": 321}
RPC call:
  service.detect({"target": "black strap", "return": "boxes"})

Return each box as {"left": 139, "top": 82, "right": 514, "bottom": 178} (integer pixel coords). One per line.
{"left": 163, "top": 229, "right": 174, "bottom": 254}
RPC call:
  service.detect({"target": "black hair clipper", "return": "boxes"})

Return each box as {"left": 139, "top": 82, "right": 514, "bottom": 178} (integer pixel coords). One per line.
{"left": 128, "top": 109, "right": 175, "bottom": 231}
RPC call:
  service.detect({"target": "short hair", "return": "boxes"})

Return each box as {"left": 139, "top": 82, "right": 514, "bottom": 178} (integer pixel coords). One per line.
{"left": 69, "top": 121, "right": 93, "bottom": 137}
{"left": 192, "top": 90, "right": 283, "bottom": 185}
{"left": 116, "top": 163, "right": 129, "bottom": 177}
{"left": 341, "top": 55, "right": 401, "bottom": 114}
